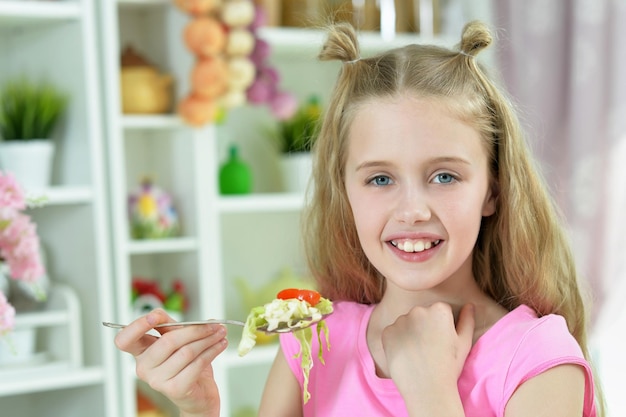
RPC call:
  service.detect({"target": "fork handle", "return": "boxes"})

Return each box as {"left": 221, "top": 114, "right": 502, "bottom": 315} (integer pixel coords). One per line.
{"left": 102, "top": 319, "right": 245, "bottom": 329}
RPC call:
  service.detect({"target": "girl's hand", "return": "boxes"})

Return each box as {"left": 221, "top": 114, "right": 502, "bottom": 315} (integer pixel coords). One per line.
{"left": 114, "top": 308, "right": 228, "bottom": 417}
{"left": 381, "top": 303, "right": 475, "bottom": 415}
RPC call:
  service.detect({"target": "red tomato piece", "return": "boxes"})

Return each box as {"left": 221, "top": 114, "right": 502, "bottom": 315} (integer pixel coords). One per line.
{"left": 276, "top": 288, "right": 321, "bottom": 306}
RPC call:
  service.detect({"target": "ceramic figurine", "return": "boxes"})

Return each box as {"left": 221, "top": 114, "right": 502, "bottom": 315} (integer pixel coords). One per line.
{"left": 128, "top": 179, "right": 180, "bottom": 239}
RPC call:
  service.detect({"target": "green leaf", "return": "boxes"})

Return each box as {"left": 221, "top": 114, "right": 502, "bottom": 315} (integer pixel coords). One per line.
{"left": 0, "top": 77, "right": 68, "bottom": 140}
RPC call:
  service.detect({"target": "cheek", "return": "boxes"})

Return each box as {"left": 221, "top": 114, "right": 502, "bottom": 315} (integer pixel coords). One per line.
{"left": 440, "top": 193, "right": 486, "bottom": 232}
{"left": 350, "top": 201, "right": 373, "bottom": 236}
{"left": 348, "top": 191, "right": 382, "bottom": 241}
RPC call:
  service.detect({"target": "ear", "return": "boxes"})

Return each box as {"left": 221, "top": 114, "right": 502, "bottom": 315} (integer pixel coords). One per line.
{"left": 482, "top": 180, "right": 499, "bottom": 217}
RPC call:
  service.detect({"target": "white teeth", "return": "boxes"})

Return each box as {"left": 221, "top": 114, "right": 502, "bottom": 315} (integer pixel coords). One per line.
{"left": 395, "top": 240, "right": 439, "bottom": 253}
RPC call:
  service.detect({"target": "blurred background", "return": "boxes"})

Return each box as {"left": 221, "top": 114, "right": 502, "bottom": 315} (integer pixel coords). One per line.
{"left": 0, "top": 0, "right": 623, "bottom": 416}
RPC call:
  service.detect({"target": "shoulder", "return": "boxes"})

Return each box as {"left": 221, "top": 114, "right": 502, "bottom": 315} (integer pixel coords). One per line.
{"left": 502, "top": 306, "right": 596, "bottom": 415}
{"left": 499, "top": 305, "right": 585, "bottom": 365}
{"left": 476, "top": 305, "right": 587, "bottom": 377}
{"left": 460, "top": 305, "right": 596, "bottom": 416}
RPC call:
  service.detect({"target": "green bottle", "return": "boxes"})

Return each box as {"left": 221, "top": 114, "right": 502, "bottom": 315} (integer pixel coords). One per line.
{"left": 219, "top": 144, "right": 252, "bottom": 195}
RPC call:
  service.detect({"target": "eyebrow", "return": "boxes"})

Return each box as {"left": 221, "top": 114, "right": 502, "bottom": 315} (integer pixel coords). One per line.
{"left": 355, "top": 156, "right": 472, "bottom": 171}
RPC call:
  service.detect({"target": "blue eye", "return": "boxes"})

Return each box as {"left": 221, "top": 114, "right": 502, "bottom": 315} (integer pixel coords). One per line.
{"left": 433, "top": 173, "right": 456, "bottom": 184}
{"left": 369, "top": 175, "right": 392, "bottom": 186}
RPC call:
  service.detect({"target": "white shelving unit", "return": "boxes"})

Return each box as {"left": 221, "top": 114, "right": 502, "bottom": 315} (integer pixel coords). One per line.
{"left": 96, "top": 2, "right": 312, "bottom": 415}
{"left": 0, "top": 1, "right": 117, "bottom": 416}
{"left": 97, "top": 3, "right": 227, "bottom": 416}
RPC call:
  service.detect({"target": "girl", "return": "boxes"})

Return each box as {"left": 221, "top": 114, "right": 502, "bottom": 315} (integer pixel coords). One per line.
{"left": 114, "top": 21, "right": 603, "bottom": 416}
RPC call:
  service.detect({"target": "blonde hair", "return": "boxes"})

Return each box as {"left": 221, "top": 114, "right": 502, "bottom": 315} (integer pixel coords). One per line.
{"left": 302, "top": 20, "right": 604, "bottom": 413}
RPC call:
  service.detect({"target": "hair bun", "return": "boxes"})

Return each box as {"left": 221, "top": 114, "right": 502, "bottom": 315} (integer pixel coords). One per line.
{"left": 319, "top": 22, "right": 361, "bottom": 63}
{"left": 459, "top": 20, "right": 493, "bottom": 57}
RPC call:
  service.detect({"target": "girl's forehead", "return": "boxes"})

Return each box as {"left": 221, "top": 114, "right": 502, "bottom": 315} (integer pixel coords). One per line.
{"left": 349, "top": 96, "right": 475, "bottom": 137}
{"left": 353, "top": 94, "right": 466, "bottom": 117}
{"left": 345, "top": 96, "right": 487, "bottom": 164}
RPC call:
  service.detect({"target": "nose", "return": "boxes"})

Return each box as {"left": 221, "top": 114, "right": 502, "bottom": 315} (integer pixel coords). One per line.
{"left": 393, "top": 187, "right": 431, "bottom": 224}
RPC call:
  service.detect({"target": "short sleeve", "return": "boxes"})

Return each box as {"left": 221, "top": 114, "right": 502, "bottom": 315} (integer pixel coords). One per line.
{"left": 503, "top": 314, "right": 597, "bottom": 416}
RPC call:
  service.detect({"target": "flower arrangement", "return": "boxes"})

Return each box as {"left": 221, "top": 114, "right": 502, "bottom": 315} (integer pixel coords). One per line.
{"left": 0, "top": 171, "right": 46, "bottom": 335}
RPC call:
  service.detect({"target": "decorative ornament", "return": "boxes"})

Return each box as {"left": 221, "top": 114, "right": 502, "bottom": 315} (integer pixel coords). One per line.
{"left": 219, "top": 144, "right": 252, "bottom": 195}
{"left": 128, "top": 178, "right": 180, "bottom": 239}
{"left": 132, "top": 277, "right": 189, "bottom": 321}
{"left": 120, "top": 46, "right": 173, "bottom": 114}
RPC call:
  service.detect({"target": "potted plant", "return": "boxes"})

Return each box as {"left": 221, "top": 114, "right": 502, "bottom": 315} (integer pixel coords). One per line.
{"left": 275, "top": 95, "right": 321, "bottom": 154}
{"left": 273, "top": 95, "right": 322, "bottom": 193}
{"left": 0, "top": 77, "right": 68, "bottom": 189}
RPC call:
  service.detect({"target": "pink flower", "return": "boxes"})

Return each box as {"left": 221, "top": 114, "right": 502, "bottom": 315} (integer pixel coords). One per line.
{"left": 0, "top": 170, "right": 46, "bottom": 334}
{"left": 270, "top": 91, "right": 299, "bottom": 121}
{"left": 0, "top": 291, "right": 16, "bottom": 335}
{"left": 0, "top": 171, "right": 26, "bottom": 211}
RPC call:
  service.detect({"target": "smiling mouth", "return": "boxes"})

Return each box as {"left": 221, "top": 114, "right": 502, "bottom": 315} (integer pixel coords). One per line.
{"left": 390, "top": 239, "right": 442, "bottom": 253}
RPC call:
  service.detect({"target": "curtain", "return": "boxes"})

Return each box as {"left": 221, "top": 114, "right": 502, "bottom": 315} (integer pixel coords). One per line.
{"left": 492, "top": 1, "right": 626, "bottom": 414}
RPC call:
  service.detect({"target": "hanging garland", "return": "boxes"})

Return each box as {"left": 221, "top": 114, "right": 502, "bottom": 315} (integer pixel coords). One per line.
{"left": 173, "top": 0, "right": 297, "bottom": 126}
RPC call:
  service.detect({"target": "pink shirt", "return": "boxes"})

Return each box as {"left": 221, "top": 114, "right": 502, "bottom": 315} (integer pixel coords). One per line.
{"left": 280, "top": 301, "right": 597, "bottom": 416}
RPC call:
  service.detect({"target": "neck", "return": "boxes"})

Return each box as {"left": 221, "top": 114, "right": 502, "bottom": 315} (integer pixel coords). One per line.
{"left": 371, "top": 277, "right": 507, "bottom": 345}
{"left": 377, "top": 271, "right": 502, "bottom": 325}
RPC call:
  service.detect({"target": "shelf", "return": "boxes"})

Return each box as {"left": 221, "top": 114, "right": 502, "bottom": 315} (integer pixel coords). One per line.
{"left": 117, "top": 0, "right": 170, "bottom": 9}
{"left": 0, "top": 1, "right": 81, "bottom": 27}
{"left": 14, "top": 309, "right": 70, "bottom": 329}
{"left": 27, "top": 185, "right": 93, "bottom": 206}
{"left": 0, "top": 283, "right": 86, "bottom": 397}
{"left": 122, "top": 114, "right": 185, "bottom": 131}
{"left": 126, "top": 237, "right": 199, "bottom": 254}
{"left": 218, "top": 193, "right": 305, "bottom": 213}
{"left": 258, "top": 27, "right": 457, "bottom": 55}
{"left": 0, "top": 365, "right": 104, "bottom": 397}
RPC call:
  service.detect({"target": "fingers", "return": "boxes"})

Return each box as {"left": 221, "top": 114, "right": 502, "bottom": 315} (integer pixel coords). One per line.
{"left": 115, "top": 308, "right": 173, "bottom": 356}
{"left": 138, "top": 324, "right": 228, "bottom": 392}
{"left": 140, "top": 324, "right": 226, "bottom": 374}
{"left": 161, "top": 332, "right": 228, "bottom": 395}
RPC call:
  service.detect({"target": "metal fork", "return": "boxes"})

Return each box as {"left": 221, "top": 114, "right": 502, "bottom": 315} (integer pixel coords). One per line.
{"left": 102, "top": 319, "right": 245, "bottom": 329}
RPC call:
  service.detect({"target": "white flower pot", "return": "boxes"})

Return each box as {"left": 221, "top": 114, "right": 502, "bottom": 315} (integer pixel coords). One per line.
{"left": 0, "top": 327, "right": 37, "bottom": 366}
{"left": 280, "top": 153, "right": 312, "bottom": 194}
{"left": 0, "top": 139, "right": 55, "bottom": 190}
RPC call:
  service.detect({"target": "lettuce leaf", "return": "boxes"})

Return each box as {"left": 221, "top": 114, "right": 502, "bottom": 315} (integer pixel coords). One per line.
{"left": 237, "top": 297, "right": 333, "bottom": 403}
